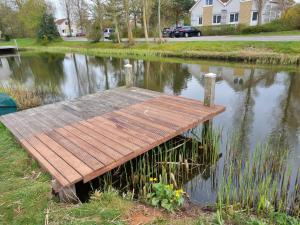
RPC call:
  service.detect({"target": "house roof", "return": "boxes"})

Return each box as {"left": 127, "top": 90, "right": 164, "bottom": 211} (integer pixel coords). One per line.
{"left": 189, "top": 0, "right": 230, "bottom": 11}
{"left": 55, "top": 18, "right": 67, "bottom": 25}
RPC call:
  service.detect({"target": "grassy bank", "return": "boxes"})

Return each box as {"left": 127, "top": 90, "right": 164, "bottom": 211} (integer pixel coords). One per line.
{"left": 1, "top": 38, "right": 300, "bottom": 65}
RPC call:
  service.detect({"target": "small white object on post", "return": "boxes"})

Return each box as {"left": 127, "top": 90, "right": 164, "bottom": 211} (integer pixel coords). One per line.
{"left": 204, "top": 73, "right": 216, "bottom": 107}
{"left": 124, "top": 63, "right": 134, "bottom": 87}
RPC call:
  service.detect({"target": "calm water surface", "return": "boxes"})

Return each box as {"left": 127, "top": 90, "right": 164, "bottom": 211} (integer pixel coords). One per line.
{"left": 1, "top": 52, "right": 299, "bottom": 204}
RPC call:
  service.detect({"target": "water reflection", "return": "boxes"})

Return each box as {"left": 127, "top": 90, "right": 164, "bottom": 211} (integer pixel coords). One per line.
{"left": 0, "top": 52, "right": 299, "bottom": 204}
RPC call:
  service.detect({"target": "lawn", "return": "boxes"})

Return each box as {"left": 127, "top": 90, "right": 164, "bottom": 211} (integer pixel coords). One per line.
{"left": 1, "top": 38, "right": 300, "bottom": 65}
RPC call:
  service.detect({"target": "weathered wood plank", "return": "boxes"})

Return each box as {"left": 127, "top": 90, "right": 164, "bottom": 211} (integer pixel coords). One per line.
{"left": 0, "top": 87, "right": 225, "bottom": 189}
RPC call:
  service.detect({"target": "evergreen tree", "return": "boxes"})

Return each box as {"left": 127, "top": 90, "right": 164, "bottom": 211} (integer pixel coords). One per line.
{"left": 37, "top": 12, "right": 60, "bottom": 42}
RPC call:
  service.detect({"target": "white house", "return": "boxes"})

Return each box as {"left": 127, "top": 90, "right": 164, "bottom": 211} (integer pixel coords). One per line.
{"left": 190, "top": 0, "right": 282, "bottom": 27}
{"left": 55, "top": 18, "right": 78, "bottom": 37}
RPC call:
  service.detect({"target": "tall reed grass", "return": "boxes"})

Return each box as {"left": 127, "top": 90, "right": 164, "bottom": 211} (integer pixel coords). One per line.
{"left": 0, "top": 83, "right": 42, "bottom": 109}
{"left": 218, "top": 133, "right": 300, "bottom": 217}
{"left": 90, "top": 127, "right": 299, "bottom": 218}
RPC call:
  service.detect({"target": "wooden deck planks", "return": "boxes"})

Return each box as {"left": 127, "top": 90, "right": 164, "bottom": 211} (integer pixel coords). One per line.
{"left": 0, "top": 87, "right": 225, "bottom": 189}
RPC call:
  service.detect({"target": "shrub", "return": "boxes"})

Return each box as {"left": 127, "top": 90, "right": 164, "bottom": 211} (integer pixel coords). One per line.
{"left": 86, "top": 21, "right": 102, "bottom": 42}
{"left": 282, "top": 4, "right": 300, "bottom": 29}
{"left": 197, "top": 24, "right": 245, "bottom": 36}
{"left": 241, "top": 19, "right": 292, "bottom": 34}
{"left": 4, "top": 34, "right": 10, "bottom": 41}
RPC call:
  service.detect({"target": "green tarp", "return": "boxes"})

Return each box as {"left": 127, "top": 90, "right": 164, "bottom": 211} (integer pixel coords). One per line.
{"left": 0, "top": 93, "right": 17, "bottom": 116}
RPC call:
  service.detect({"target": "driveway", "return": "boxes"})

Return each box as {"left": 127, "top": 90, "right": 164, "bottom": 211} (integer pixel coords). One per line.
{"left": 64, "top": 35, "right": 300, "bottom": 42}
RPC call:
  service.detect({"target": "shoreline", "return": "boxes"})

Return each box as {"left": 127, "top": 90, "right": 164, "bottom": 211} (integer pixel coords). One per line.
{"left": 22, "top": 45, "right": 300, "bottom": 66}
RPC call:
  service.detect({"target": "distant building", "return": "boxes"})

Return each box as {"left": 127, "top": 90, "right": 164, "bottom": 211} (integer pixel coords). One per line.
{"left": 190, "top": 0, "right": 282, "bottom": 27}
{"left": 55, "top": 18, "right": 78, "bottom": 37}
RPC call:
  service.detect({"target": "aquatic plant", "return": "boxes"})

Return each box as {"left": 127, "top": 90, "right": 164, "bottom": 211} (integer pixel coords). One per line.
{"left": 218, "top": 133, "right": 300, "bottom": 217}
{"left": 0, "top": 83, "right": 42, "bottom": 109}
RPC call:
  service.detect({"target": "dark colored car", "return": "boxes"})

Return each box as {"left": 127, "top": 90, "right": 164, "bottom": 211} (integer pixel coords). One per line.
{"left": 174, "top": 26, "right": 201, "bottom": 38}
{"left": 162, "top": 28, "right": 171, "bottom": 37}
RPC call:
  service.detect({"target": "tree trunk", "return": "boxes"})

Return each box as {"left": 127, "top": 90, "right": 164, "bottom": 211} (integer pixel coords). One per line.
{"left": 143, "top": 0, "right": 148, "bottom": 42}
{"left": 124, "top": 0, "right": 134, "bottom": 44}
{"left": 65, "top": 1, "right": 72, "bottom": 36}
{"left": 158, "top": 0, "right": 162, "bottom": 41}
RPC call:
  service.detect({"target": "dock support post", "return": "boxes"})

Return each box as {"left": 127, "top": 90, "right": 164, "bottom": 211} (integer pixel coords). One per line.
{"left": 124, "top": 64, "right": 134, "bottom": 87}
{"left": 203, "top": 73, "right": 216, "bottom": 136}
{"left": 52, "top": 179, "right": 80, "bottom": 203}
{"left": 204, "top": 73, "right": 216, "bottom": 107}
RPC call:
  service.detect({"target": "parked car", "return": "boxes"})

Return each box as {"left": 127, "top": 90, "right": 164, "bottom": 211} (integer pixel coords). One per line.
{"left": 162, "top": 28, "right": 171, "bottom": 38}
{"left": 103, "top": 28, "right": 115, "bottom": 39}
{"left": 173, "top": 26, "right": 201, "bottom": 38}
{"left": 76, "top": 32, "right": 86, "bottom": 37}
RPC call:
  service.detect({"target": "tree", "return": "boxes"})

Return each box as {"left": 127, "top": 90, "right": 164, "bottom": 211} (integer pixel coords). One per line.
{"left": 37, "top": 11, "right": 60, "bottom": 42}
{"left": 61, "top": 0, "right": 74, "bottom": 36}
{"left": 106, "top": 0, "right": 122, "bottom": 43}
{"left": 171, "top": 0, "right": 194, "bottom": 26}
{"left": 255, "top": 0, "right": 265, "bottom": 25}
{"left": 73, "top": 0, "right": 89, "bottom": 33}
{"left": 123, "top": 0, "right": 134, "bottom": 43}
{"left": 142, "top": 0, "right": 149, "bottom": 42}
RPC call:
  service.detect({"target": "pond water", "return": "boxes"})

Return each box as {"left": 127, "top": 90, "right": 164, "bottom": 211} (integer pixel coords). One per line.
{"left": 0, "top": 52, "right": 299, "bottom": 205}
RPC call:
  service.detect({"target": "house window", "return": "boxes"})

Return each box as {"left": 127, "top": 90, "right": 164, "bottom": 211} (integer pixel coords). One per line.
{"left": 213, "top": 15, "right": 221, "bottom": 24}
{"left": 230, "top": 13, "right": 239, "bottom": 23}
{"left": 199, "top": 17, "right": 203, "bottom": 25}
{"left": 206, "top": 0, "right": 213, "bottom": 5}
{"left": 252, "top": 11, "right": 258, "bottom": 21}
{"left": 62, "top": 29, "right": 65, "bottom": 33}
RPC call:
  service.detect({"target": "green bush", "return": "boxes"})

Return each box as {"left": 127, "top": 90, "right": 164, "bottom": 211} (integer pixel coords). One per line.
{"left": 241, "top": 20, "right": 291, "bottom": 34}
{"left": 132, "top": 27, "right": 144, "bottom": 38}
{"left": 197, "top": 24, "right": 246, "bottom": 36}
{"left": 282, "top": 4, "right": 300, "bottom": 29}
{"left": 4, "top": 34, "right": 10, "bottom": 41}
{"left": 86, "top": 21, "right": 102, "bottom": 42}
{"left": 147, "top": 180, "right": 184, "bottom": 212}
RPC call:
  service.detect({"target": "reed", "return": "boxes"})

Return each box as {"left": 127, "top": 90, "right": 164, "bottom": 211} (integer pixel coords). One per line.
{"left": 0, "top": 83, "right": 42, "bottom": 109}
{"left": 92, "top": 127, "right": 299, "bottom": 218}
{"left": 218, "top": 133, "right": 300, "bottom": 217}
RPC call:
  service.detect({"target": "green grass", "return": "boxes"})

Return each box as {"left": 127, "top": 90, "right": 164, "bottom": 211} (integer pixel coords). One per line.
{"left": 0, "top": 122, "right": 134, "bottom": 225}
{"left": 235, "top": 30, "right": 300, "bottom": 36}
{"left": 1, "top": 38, "right": 300, "bottom": 65}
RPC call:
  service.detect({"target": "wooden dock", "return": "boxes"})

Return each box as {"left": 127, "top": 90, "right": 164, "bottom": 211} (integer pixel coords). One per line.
{"left": 0, "top": 87, "right": 225, "bottom": 192}
{"left": 0, "top": 46, "right": 17, "bottom": 54}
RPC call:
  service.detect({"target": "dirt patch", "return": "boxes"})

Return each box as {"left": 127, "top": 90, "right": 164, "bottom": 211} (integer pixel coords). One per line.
{"left": 127, "top": 201, "right": 214, "bottom": 225}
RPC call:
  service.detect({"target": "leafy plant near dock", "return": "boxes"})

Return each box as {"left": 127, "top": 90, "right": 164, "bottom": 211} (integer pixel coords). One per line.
{"left": 147, "top": 179, "right": 184, "bottom": 212}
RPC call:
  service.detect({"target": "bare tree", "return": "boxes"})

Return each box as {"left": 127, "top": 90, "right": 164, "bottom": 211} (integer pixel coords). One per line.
{"left": 123, "top": 0, "right": 133, "bottom": 43}
{"left": 142, "top": 0, "right": 148, "bottom": 42}
{"left": 73, "top": 0, "right": 88, "bottom": 33}
{"left": 106, "top": 0, "right": 122, "bottom": 43}
{"left": 61, "top": 0, "right": 74, "bottom": 36}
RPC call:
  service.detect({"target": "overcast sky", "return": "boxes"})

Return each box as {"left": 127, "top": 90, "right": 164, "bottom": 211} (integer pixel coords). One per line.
{"left": 51, "top": 0, "right": 300, "bottom": 19}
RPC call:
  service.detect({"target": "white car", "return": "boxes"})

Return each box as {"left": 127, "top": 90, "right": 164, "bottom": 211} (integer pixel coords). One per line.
{"left": 103, "top": 28, "right": 114, "bottom": 39}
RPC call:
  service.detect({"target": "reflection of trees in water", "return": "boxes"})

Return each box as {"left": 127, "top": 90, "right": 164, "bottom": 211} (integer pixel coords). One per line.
{"left": 134, "top": 60, "right": 191, "bottom": 94}
{"left": 272, "top": 72, "right": 300, "bottom": 149}
{"left": 6, "top": 53, "right": 65, "bottom": 100}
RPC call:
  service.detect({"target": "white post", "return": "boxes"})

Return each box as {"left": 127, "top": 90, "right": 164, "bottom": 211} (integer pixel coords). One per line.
{"left": 14, "top": 39, "right": 19, "bottom": 52}
{"left": 204, "top": 73, "right": 216, "bottom": 107}
{"left": 124, "top": 63, "right": 134, "bottom": 87}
